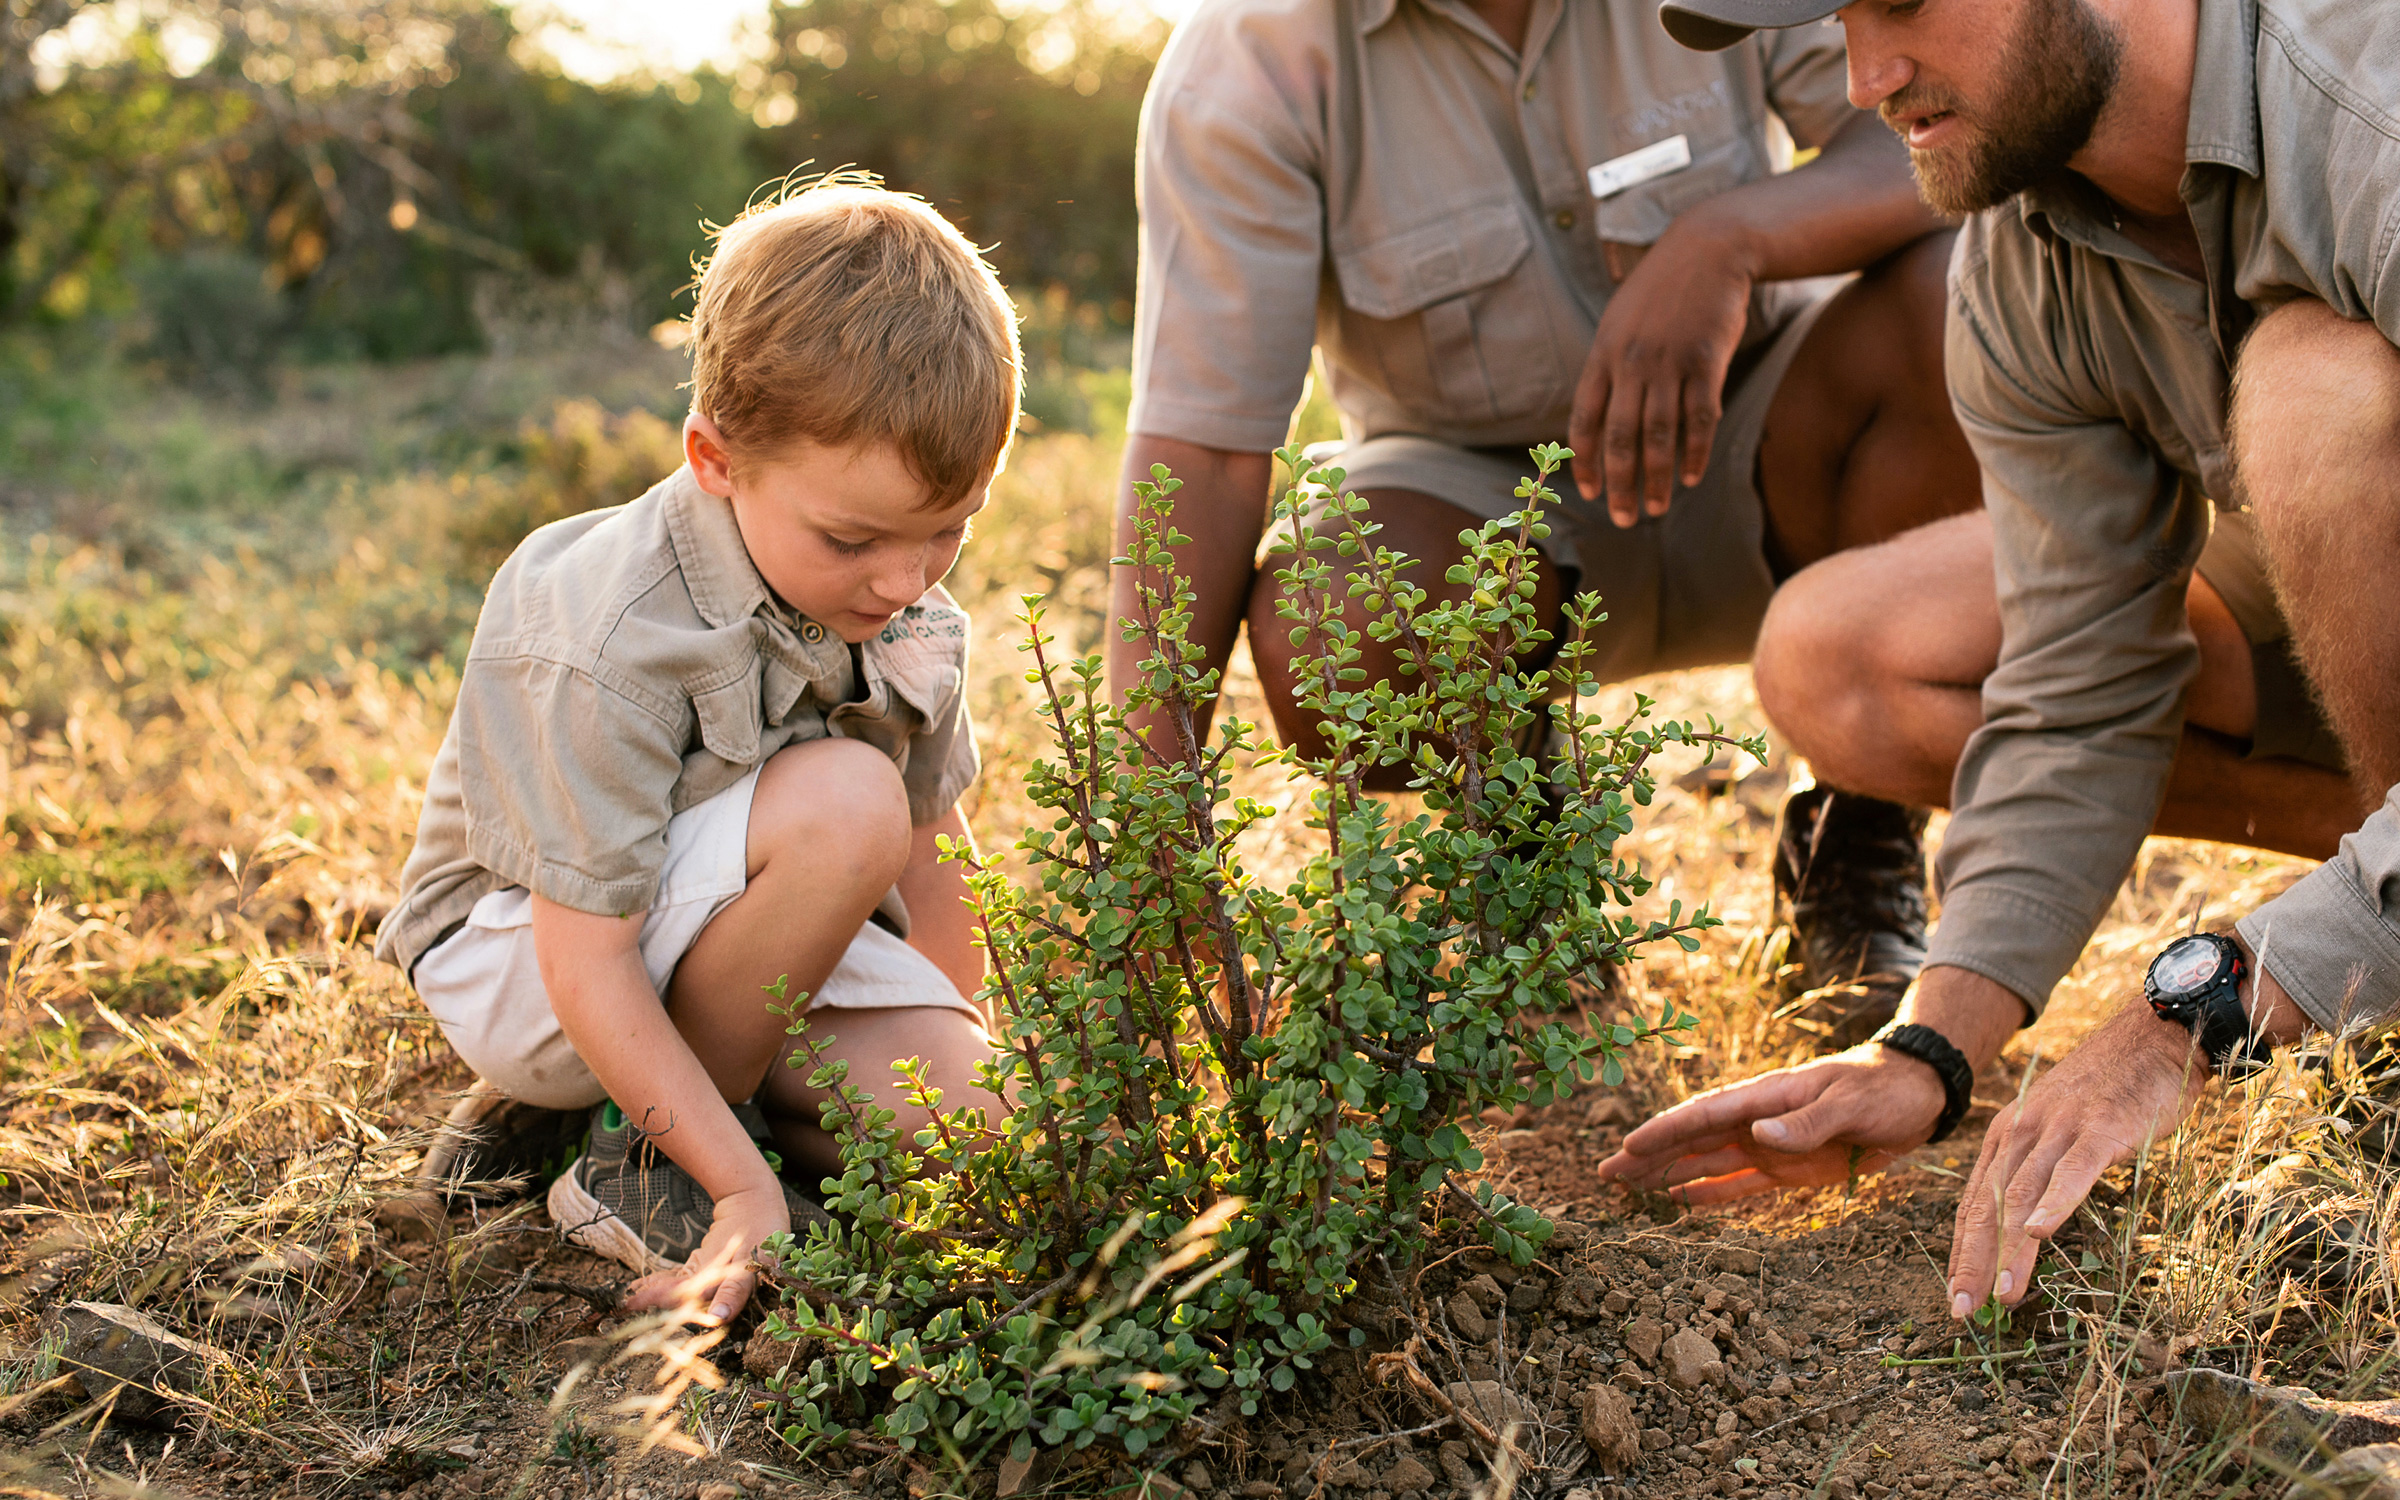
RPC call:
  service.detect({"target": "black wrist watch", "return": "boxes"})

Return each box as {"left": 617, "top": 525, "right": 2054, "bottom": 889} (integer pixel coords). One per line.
{"left": 1869, "top": 1021, "right": 1974, "bottom": 1144}
{"left": 2144, "top": 932, "right": 2271, "bottom": 1077}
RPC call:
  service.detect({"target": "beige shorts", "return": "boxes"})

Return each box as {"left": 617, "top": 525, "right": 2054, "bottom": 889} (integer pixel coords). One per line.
{"left": 411, "top": 765, "right": 990, "bottom": 1110}
{"left": 1293, "top": 276, "right": 1847, "bottom": 686}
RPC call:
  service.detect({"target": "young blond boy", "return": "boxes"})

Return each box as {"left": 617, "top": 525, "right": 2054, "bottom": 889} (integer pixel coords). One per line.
{"left": 376, "top": 180, "right": 1017, "bottom": 1324}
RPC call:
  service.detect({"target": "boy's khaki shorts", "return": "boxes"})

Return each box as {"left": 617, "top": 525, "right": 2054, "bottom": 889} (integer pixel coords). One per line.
{"left": 411, "top": 765, "right": 991, "bottom": 1111}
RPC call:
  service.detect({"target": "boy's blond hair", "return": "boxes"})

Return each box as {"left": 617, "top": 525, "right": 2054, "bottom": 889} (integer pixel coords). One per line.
{"left": 687, "top": 173, "right": 1021, "bottom": 505}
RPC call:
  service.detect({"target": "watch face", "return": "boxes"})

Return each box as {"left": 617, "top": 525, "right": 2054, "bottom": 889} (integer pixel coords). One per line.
{"left": 2154, "top": 936, "right": 2225, "bottom": 996}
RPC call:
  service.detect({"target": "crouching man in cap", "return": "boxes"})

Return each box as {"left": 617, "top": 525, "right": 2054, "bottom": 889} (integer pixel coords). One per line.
{"left": 1606, "top": 0, "right": 2400, "bottom": 1334}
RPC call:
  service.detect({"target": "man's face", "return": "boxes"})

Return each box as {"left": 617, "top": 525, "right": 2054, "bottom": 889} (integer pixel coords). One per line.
{"left": 1840, "top": 0, "right": 2125, "bottom": 215}
{"left": 687, "top": 417, "right": 985, "bottom": 644}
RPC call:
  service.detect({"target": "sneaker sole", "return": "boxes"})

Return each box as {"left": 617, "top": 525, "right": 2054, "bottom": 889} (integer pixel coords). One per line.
{"left": 546, "top": 1166, "right": 675, "bottom": 1277}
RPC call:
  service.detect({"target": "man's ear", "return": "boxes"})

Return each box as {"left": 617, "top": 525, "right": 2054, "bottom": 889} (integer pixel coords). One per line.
{"left": 685, "top": 412, "right": 737, "bottom": 497}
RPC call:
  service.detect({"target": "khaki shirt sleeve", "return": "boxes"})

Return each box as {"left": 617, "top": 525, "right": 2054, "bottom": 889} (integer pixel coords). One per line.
{"left": 1758, "top": 24, "right": 1859, "bottom": 152}
{"left": 2238, "top": 791, "right": 2400, "bottom": 1032}
{"left": 1923, "top": 264, "right": 2211, "bottom": 1013}
{"left": 1125, "top": 9, "right": 1326, "bottom": 452}
{"left": 452, "top": 651, "right": 687, "bottom": 916}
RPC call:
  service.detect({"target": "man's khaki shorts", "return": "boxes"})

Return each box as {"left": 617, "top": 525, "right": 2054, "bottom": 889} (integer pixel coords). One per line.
{"left": 2195, "top": 508, "right": 2347, "bottom": 771}
{"left": 1293, "top": 276, "right": 1844, "bottom": 686}
{"left": 411, "top": 765, "right": 991, "bottom": 1111}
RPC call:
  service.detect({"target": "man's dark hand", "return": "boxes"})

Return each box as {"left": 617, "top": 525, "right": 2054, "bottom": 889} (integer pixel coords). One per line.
{"left": 1568, "top": 221, "right": 1758, "bottom": 523}
{"left": 1944, "top": 1001, "right": 2207, "bottom": 1317}
{"left": 1596, "top": 1044, "right": 1947, "bottom": 1201}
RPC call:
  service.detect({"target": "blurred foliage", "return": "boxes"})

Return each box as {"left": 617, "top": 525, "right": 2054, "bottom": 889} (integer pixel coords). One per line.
{"left": 1, "top": 0, "right": 1156, "bottom": 375}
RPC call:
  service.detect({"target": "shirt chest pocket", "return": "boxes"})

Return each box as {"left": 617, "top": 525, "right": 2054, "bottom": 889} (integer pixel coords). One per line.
{"left": 690, "top": 672, "right": 764, "bottom": 765}
{"left": 1331, "top": 205, "right": 1544, "bottom": 427}
{"left": 1587, "top": 132, "right": 1753, "bottom": 250}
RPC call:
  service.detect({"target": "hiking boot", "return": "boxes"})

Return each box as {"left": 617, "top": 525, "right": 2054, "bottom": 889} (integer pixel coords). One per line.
{"left": 1773, "top": 784, "right": 1930, "bottom": 1051}
{"left": 547, "top": 1100, "right": 833, "bottom": 1275}
{"left": 419, "top": 1081, "right": 590, "bottom": 1207}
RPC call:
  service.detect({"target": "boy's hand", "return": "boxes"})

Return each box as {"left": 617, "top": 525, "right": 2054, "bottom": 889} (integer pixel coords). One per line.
{"left": 623, "top": 1183, "right": 791, "bottom": 1325}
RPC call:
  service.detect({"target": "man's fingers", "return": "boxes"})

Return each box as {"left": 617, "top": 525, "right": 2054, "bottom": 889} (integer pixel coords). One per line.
{"left": 1640, "top": 379, "right": 1681, "bottom": 515}
{"left": 1570, "top": 361, "right": 1610, "bottom": 502}
{"left": 1679, "top": 377, "right": 1722, "bottom": 487}
{"left": 1602, "top": 380, "right": 1646, "bottom": 525}
{"left": 1947, "top": 1104, "right": 2029, "bottom": 1315}
{"left": 1660, "top": 1143, "right": 1766, "bottom": 1187}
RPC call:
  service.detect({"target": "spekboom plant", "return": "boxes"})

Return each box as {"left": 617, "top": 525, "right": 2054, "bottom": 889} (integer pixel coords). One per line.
{"left": 755, "top": 443, "right": 1760, "bottom": 1464}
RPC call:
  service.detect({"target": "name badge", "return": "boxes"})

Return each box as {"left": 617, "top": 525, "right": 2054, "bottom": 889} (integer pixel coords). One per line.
{"left": 1587, "top": 135, "right": 1692, "bottom": 200}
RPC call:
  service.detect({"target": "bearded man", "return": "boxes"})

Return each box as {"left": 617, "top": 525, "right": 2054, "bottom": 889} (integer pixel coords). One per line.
{"left": 1605, "top": 0, "right": 2400, "bottom": 1323}
{"left": 1113, "top": 0, "right": 1991, "bottom": 1047}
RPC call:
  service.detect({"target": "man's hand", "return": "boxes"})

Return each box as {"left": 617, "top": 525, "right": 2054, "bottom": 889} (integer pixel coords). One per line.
{"left": 1569, "top": 226, "right": 1757, "bottom": 523}
{"left": 1597, "top": 1045, "right": 1945, "bottom": 1201}
{"left": 1600, "top": 965, "right": 2026, "bottom": 1203}
{"left": 1945, "top": 1002, "right": 2205, "bottom": 1316}
{"left": 623, "top": 1183, "right": 791, "bottom": 1326}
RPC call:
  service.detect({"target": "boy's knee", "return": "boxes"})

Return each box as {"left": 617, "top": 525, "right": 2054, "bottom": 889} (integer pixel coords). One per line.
{"left": 753, "top": 738, "right": 913, "bottom": 874}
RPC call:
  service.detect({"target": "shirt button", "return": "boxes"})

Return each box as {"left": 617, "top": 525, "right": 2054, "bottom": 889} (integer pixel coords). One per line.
{"left": 800, "top": 621, "right": 825, "bottom": 644}
{"left": 1522, "top": 80, "right": 1536, "bottom": 101}
{"left": 1553, "top": 207, "right": 1575, "bottom": 229}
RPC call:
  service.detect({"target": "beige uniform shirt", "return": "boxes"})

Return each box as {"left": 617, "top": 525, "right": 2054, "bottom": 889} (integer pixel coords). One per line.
{"left": 1932, "top": 0, "right": 2400, "bottom": 1026}
{"left": 1126, "top": 0, "right": 1859, "bottom": 452}
{"left": 376, "top": 467, "right": 980, "bottom": 978}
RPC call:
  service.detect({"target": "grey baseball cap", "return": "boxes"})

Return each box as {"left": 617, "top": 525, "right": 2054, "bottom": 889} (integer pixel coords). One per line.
{"left": 1658, "top": 0, "right": 1844, "bottom": 51}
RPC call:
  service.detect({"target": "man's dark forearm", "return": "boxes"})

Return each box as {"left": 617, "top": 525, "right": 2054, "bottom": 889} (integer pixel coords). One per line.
{"left": 1109, "top": 435, "right": 1275, "bottom": 736}
{"left": 1673, "top": 113, "right": 1945, "bottom": 283}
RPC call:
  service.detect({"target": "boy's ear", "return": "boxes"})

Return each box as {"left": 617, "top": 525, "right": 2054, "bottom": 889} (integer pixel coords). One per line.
{"left": 685, "top": 413, "right": 737, "bottom": 498}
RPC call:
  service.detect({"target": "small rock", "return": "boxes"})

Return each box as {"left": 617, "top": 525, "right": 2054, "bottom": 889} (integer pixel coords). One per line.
{"left": 1601, "top": 1288, "right": 1633, "bottom": 1316}
{"left": 1549, "top": 1219, "right": 1593, "bottom": 1254}
{"left": 1321, "top": 1454, "right": 1367, "bottom": 1487}
{"left": 1554, "top": 1275, "right": 1603, "bottom": 1318}
{"left": 1448, "top": 1291, "right": 1492, "bottom": 1342}
{"left": 57, "top": 1302, "right": 226, "bottom": 1425}
{"left": 1754, "top": 1324, "right": 1792, "bottom": 1363}
{"left": 1663, "top": 1327, "right": 1727, "bottom": 1392}
{"left": 1508, "top": 1278, "right": 1548, "bottom": 1314}
{"left": 2313, "top": 1442, "right": 2400, "bottom": 1498}
{"left": 1580, "top": 1381, "right": 1641, "bottom": 1474}
{"left": 1381, "top": 1454, "right": 1435, "bottom": 1491}
{"left": 1740, "top": 1395, "right": 1777, "bottom": 1423}
{"left": 2007, "top": 1436, "right": 2043, "bottom": 1467}
{"left": 1437, "top": 1438, "right": 1479, "bottom": 1486}
{"left": 1865, "top": 1484, "right": 1894, "bottom": 1499}
{"left": 697, "top": 1486, "right": 742, "bottom": 1500}
{"left": 1624, "top": 1315, "right": 1664, "bottom": 1366}
{"left": 1181, "top": 1459, "right": 1213, "bottom": 1491}
{"left": 1709, "top": 1246, "right": 1763, "bottom": 1276}
{"left": 2166, "top": 1367, "right": 2400, "bottom": 1459}
{"left": 1444, "top": 1379, "right": 1536, "bottom": 1432}
{"left": 1463, "top": 1273, "right": 1506, "bottom": 1313}
{"left": 1642, "top": 1426, "right": 1672, "bottom": 1451}
{"left": 1237, "top": 1483, "right": 1279, "bottom": 1500}
{"left": 1714, "top": 1409, "right": 1739, "bottom": 1437}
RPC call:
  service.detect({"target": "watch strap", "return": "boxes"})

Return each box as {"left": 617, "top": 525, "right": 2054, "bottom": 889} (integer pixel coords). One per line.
{"left": 1870, "top": 1021, "right": 1975, "bottom": 1145}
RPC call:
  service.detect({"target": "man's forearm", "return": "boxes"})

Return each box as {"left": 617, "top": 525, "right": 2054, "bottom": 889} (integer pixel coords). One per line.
{"left": 1109, "top": 435, "right": 1275, "bottom": 731}
{"left": 1674, "top": 113, "right": 1946, "bottom": 284}
{"left": 1902, "top": 965, "right": 2032, "bottom": 1071}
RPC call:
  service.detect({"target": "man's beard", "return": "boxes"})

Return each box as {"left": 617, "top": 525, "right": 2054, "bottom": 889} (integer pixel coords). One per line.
{"left": 1885, "top": 0, "right": 2126, "bottom": 215}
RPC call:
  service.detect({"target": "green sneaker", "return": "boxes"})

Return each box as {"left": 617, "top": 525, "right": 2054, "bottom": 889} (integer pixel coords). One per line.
{"left": 546, "top": 1100, "right": 830, "bottom": 1274}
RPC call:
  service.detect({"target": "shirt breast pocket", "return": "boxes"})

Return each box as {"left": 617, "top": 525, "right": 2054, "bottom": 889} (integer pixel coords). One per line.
{"left": 1332, "top": 205, "right": 1539, "bottom": 426}
{"left": 1587, "top": 134, "right": 1753, "bottom": 250}
{"left": 690, "top": 672, "right": 764, "bottom": 766}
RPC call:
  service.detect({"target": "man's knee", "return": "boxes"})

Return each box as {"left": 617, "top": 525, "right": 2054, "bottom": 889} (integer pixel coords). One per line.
{"left": 2234, "top": 298, "right": 2400, "bottom": 528}
{"left": 1753, "top": 563, "right": 1873, "bottom": 746}
{"left": 753, "top": 739, "right": 912, "bottom": 877}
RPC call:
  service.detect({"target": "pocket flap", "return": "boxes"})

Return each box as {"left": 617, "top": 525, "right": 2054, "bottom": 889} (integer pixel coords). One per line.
{"left": 1332, "top": 206, "right": 1533, "bottom": 321}
{"left": 691, "top": 674, "right": 763, "bottom": 764}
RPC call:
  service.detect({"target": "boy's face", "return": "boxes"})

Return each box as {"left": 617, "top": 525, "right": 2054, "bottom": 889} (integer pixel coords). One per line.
{"left": 686, "top": 415, "right": 986, "bottom": 644}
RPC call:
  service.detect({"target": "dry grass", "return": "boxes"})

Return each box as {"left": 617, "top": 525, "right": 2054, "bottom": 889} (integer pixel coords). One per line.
{"left": 0, "top": 351, "right": 2387, "bottom": 1498}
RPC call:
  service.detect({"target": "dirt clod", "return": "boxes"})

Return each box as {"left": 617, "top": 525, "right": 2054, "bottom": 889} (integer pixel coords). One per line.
{"left": 1580, "top": 1380, "right": 1641, "bottom": 1473}
{"left": 1663, "top": 1327, "right": 1726, "bottom": 1392}
{"left": 1625, "top": 1314, "right": 1664, "bottom": 1366}
{"left": 1447, "top": 1290, "right": 1491, "bottom": 1342}
{"left": 1382, "top": 1452, "right": 1435, "bottom": 1491}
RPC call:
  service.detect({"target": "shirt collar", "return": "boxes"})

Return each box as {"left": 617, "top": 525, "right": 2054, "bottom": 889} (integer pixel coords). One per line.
{"left": 1357, "top": 0, "right": 1400, "bottom": 35}
{"left": 660, "top": 465, "right": 847, "bottom": 655}
{"left": 2018, "top": 0, "right": 2260, "bottom": 244}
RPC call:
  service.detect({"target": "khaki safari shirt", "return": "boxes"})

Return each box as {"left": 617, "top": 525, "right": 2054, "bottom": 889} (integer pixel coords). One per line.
{"left": 1126, "top": 0, "right": 1860, "bottom": 453}
{"left": 376, "top": 467, "right": 980, "bottom": 978}
{"left": 1932, "top": 0, "right": 2400, "bottom": 1029}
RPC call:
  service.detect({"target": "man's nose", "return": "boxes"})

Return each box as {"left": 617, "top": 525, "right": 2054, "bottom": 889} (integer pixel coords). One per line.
{"left": 1839, "top": 10, "right": 1912, "bottom": 110}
